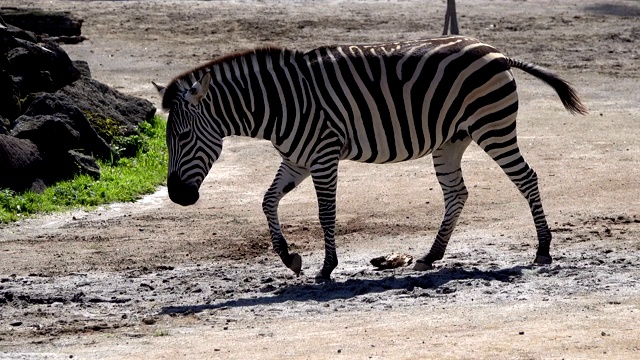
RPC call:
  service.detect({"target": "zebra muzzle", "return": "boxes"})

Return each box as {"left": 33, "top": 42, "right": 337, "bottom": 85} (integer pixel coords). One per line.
{"left": 168, "top": 172, "right": 200, "bottom": 206}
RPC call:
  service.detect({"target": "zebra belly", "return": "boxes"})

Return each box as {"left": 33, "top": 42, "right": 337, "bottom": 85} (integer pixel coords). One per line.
{"left": 339, "top": 133, "right": 435, "bottom": 164}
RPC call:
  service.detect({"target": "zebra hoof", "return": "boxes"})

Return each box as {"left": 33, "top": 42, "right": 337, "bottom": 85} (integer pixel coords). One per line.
{"left": 413, "top": 260, "right": 434, "bottom": 271}
{"left": 314, "top": 272, "right": 332, "bottom": 283}
{"left": 533, "top": 255, "right": 553, "bottom": 265}
{"left": 288, "top": 253, "right": 302, "bottom": 276}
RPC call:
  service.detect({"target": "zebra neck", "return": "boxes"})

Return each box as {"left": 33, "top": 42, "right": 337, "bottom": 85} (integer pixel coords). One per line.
{"left": 205, "top": 48, "right": 313, "bottom": 143}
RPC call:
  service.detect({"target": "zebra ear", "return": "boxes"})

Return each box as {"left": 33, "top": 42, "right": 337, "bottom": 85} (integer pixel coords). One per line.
{"left": 185, "top": 72, "right": 211, "bottom": 104}
{"left": 152, "top": 81, "right": 166, "bottom": 96}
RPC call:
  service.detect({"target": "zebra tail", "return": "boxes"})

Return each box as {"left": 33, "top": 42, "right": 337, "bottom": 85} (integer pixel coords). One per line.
{"left": 507, "top": 58, "right": 588, "bottom": 115}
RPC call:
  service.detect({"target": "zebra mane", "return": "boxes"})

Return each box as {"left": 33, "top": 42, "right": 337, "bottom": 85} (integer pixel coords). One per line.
{"left": 161, "top": 47, "right": 294, "bottom": 110}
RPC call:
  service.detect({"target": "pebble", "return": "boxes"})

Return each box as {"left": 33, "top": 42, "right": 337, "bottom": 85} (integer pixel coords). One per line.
{"left": 9, "top": 321, "right": 22, "bottom": 326}
{"left": 142, "top": 317, "right": 156, "bottom": 325}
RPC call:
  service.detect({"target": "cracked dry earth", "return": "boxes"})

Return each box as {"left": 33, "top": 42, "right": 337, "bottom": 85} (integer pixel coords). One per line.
{"left": 1, "top": 0, "right": 640, "bottom": 359}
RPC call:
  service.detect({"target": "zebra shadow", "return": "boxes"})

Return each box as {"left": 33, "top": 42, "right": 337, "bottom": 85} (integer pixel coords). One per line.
{"left": 584, "top": 3, "right": 640, "bottom": 17}
{"left": 159, "top": 265, "right": 529, "bottom": 315}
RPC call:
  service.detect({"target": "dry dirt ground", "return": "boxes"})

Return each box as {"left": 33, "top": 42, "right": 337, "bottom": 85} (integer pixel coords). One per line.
{"left": 1, "top": 0, "right": 640, "bottom": 358}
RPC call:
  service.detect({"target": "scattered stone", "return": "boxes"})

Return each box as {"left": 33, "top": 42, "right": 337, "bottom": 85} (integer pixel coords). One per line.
{"left": 142, "top": 317, "right": 156, "bottom": 325}
{"left": 9, "top": 321, "right": 22, "bottom": 326}
{"left": 370, "top": 253, "right": 413, "bottom": 269}
{"left": 88, "top": 323, "right": 109, "bottom": 331}
{"left": 438, "top": 286, "right": 456, "bottom": 294}
{"left": 259, "top": 284, "right": 277, "bottom": 293}
{"left": 140, "top": 283, "right": 155, "bottom": 291}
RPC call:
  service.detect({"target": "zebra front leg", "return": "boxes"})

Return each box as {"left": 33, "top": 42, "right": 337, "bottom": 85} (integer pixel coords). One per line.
{"left": 415, "top": 135, "right": 472, "bottom": 271}
{"left": 311, "top": 159, "right": 340, "bottom": 281}
{"left": 263, "top": 161, "right": 310, "bottom": 275}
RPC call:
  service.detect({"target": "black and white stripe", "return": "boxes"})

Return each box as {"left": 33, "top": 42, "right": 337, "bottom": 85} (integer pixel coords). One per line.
{"left": 156, "top": 36, "right": 586, "bottom": 280}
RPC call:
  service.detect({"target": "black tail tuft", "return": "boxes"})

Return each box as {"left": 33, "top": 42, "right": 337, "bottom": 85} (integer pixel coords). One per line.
{"left": 507, "top": 58, "right": 588, "bottom": 116}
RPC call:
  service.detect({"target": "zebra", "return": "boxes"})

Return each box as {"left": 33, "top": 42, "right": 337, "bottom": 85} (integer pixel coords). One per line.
{"left": 153, "top": 36, "right": 587, "bottom": 281}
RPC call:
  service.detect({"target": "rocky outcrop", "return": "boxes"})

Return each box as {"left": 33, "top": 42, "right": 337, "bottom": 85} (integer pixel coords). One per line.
{"left": 0, "top": 14, "right": 156, "bottom": 193}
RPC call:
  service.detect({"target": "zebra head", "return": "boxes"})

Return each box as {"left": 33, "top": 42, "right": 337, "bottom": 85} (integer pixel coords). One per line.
{"left": 154, "top": 72, "right": 220, "bottom": 206}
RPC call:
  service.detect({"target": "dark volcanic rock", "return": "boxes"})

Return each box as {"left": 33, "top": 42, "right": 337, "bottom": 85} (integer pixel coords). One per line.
{"left": 72, "top": 60, "right": 91, "bottom": 78}
{"left": 0, "top": 116, "right": 9, "bottom": 134}
{"left": 0, "top": 68, "right": 21, "bottom": 121}
{"left": 0, "top": 27, "right": 81, "bottom": 122}
{"left": 0, "top": 130, "right": 101, "bottom": 192}
{"left": 6, "top": 38, "right": 80, "bottom": 96}
{"left": 0, "top": 8, "right": 83, "bottom": 37}
{"left": 64, "top": 150, "right": 100, "bottom": 180}
{"left": 4, "top": 24, "right": 38, "bottom": 43}
{"left": 17, "top": 94, "right": 113, "bottom": 160}
{"left": 0, "top": 134, "right": 43, "bottom": 192}
{"left": 11, "top": 114, "right": 82, "bottom": 154}
{"left": 58, "top": 77, "right": 156, "bottom": 136}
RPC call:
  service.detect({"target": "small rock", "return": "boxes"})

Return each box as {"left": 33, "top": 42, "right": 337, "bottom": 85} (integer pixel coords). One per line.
{"left": 140, "top": 283, "right": 155, "bottom": 291}
{"left": 259, "top": 284, "right": 277, "bottom": 293}
{"left": 9, "top": 321, "right": 22, "bottom": 326}
{"left": 142, "top": 317, "right": 156, "bottom": 325}
{"left": 519, "top": 331, "right": 525, "bottom": 335}
{"left": 370, "top": 253, "right": 413, "bottom": 269}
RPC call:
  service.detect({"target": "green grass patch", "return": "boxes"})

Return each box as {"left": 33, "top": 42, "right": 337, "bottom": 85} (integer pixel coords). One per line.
{"left": 0, "top": 115, "right": 167, "bottom": 223}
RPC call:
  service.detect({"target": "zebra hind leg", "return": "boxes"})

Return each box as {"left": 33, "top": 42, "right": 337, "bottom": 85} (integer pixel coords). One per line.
{"left": 471, "top": 122, "right": 553, "bottom": 265}
{"left": 262, "top": 161, "right": 310, "bottom": 275}
{"left": 415, "top": 134, "right": 472, "bottom": 271}
{"left": 495, "top": 153, "right": 552, "bottom": 264}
